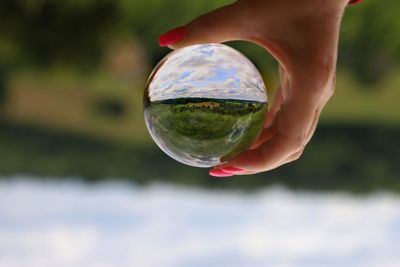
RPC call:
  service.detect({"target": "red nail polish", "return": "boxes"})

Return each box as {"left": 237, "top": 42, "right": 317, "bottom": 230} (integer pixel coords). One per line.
{"left": 209, "top": 169, "right": 234, "bottom": 177}
{"left": 221, "top": 167, "right": 244, "bottom": 173}
{"left": 348, "top": 0, "right": 363, "bottom": 5}
{"left": 158, "top": 27, "right": 185, "bottom": 47}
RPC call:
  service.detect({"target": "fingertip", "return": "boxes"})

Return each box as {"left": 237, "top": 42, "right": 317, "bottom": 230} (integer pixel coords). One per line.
{"left": 220, "top": 166, "right": 245, "bottom": 174}
{"left": 209, "top": 169, "right": 234, "bottom": 177}
{"left": 158, "top": 26, "right": 186, "bottom": 47}
{"left": 159, "top": 3, "right": 245, "bottom": 49}
{"left": 348, "top": 0, "right": 363, "bottom": 5}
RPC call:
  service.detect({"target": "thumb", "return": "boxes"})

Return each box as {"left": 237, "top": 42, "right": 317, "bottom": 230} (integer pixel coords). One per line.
{"left": 158, "top": 2, "right": 245, "bottom": 49}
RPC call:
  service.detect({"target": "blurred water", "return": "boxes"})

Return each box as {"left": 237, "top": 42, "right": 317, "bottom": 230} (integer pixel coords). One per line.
{"left": 0, "top": 178, "right": 399, "bottom": 267}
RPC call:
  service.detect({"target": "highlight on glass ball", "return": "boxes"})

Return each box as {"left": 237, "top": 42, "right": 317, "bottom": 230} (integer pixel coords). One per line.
{"left": 144, "top": 43, "right": 268, "bottom": 167}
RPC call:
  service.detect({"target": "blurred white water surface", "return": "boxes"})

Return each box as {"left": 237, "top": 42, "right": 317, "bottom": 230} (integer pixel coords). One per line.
{"left": 0, "top": 178, "right": 400, "bottom": 267}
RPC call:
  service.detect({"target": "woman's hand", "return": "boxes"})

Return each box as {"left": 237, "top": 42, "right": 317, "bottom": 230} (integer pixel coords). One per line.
{"left": 158, "top": 0, "right": 351, "bottom": 176}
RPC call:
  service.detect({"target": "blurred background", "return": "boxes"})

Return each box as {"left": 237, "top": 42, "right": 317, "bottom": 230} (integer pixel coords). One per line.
{"left": 0, "top": 1, "right": 399, "bottom": 267}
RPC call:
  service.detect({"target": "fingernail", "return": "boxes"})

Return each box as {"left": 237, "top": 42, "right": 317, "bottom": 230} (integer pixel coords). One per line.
{"left": 348, "top": 0, "right": 363, "bottom": 5}
{"left": 221, "top": 167, "right": 244, "bottom": 174}
{"left": 158, "top": 27, "right": 185, "bottom": 47}
{"left": 209, "top": 169, "right": 234, "bottom": 177}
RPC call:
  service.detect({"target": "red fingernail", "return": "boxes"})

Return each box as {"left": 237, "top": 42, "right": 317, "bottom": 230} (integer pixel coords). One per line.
{"left": 221, "top": 167, "right": 244, "bottom": 174}
{"left": 348, "top": 0, "right": 363, "bottom": 5}
{"left": 209, "top": 169, "right": 234, "bottom": 177}
{"left": 158, "top": 27, "right": 185, "bottom": 47}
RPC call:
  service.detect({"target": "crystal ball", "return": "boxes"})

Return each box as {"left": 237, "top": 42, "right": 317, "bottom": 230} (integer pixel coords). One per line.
{"left": 144, "top": 44, "right": 268, "bottom": 167}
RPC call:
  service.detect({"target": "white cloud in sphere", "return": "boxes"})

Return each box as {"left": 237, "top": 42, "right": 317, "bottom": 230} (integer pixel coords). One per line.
{"left": 148, "top": 44, "right": 267, "bottom": 102}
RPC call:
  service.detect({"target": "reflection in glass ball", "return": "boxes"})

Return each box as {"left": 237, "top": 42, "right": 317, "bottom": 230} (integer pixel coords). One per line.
{"left": 144, "top": 44, "right": 268, "bottom": 167}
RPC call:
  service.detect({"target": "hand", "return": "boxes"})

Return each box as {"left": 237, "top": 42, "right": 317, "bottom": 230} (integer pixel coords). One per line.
{"left": 158, "top": 0, "right": 350, "bottom": 176}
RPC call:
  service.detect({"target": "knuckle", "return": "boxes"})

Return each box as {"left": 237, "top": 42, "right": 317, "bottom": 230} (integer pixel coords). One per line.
{"left": 287, "top": 150, "right": 303, "bottom": 163}
{"left": 293, "top": 150, "right": 303, "bottom": 160}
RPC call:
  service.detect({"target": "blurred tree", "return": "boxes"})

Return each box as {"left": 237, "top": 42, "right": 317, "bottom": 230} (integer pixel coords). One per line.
{"left": 0, "top": 65, "right": 6, "bottom": 108}
{"left": 0, "top": 0, "right": 398, "bottom": 85}
{"left": 340, "top": 0, "right": 400, "bottom": 85}
{"left": 0, "top": 0, "right": 119, "bottom": 70}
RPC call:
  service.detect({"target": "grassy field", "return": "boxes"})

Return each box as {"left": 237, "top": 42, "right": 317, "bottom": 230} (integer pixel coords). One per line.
{"left": 322, "top": 70, "right": 400, "bottom": 126}
{"left": 3, "top": 70, "right": 151, "bottom": 143}
{"left": 3, "top": 69, "right": 400, "bottom": 145}
{"left": 144, "top": 98, "right": 267, "bottom": 167}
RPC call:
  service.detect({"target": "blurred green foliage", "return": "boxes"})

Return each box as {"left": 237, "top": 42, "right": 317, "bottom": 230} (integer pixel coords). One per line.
{"left": 0, "top": 120, "right": 398, "bottom": 193}
{"left": 0, "top": 0, "right": 118, "bottom": 69}
{"left": 0, "top": 0, "right": 398, "bottom": 192}
{"left": 0, "top": 66, "right": 6, "bottom": 106}
{"left": 340, "top": 0, "right": 400, "bottom": 84}
{"left": 0, "top": 0, "right": 231, "bottom": 70}
{"left": 1, "top": 0, "right": 399, "bottom": 84}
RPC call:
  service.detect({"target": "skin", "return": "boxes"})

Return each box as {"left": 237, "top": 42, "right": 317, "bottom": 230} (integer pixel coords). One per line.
{"left": 166, "top": 0, "right": 350, "bottom": 175}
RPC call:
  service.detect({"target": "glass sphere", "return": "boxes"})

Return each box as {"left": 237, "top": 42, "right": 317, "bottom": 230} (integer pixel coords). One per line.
{"left": 144, "top": 44, "right": 268, "bottom": 167}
